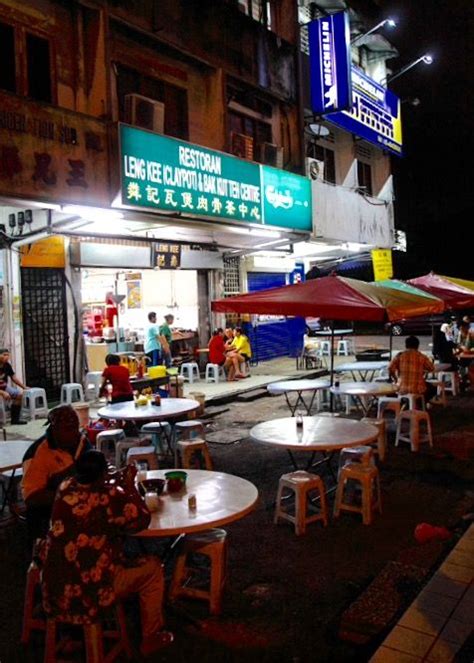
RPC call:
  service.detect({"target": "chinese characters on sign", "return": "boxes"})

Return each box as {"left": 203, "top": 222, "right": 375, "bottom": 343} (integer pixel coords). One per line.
{"left": 120, "top": 124, "right": 312, "bottom": 232}
{"left": 154, "top": 243, "right": 181, "bottom": 270}
{"left": 372, "top": 249, "right": 393, "bottom": 281}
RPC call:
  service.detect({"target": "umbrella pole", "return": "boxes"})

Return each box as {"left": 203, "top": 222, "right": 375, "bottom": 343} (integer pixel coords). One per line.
{"left": 330, "top": 320, "right": 335, "bottom": 412}
{"left": 389, "top": 323, "right": 393, "bottom": 358}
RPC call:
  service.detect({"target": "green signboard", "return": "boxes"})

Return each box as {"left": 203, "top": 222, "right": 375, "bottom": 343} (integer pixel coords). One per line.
{"left": 119, "top": 124, "right": 311, "bottom": 232}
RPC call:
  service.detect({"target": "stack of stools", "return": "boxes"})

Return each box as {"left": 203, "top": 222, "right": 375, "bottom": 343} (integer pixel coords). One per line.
{"left": 174, "top": 420, "right": 213, "bottom": 470}
{"left": 334, "top": 446, "right": 382, "bottom": 525}
{"left": 60, "top": 383, "right": 85, "bottom": 405}
{"left": 140, "top": 421, "right": 172, "bottom": 459}
{"left": 274, "top": 471, "right": 328, "bottom": 536}
{"left": 44, "top": 604, "right": 132, "bottom": 662}
{"left": 180, "top": 362, "right": 200, "bottom": 383}
{"left": 21, "top": 388, "right": 48, "bottom": 421}
{"left": 126, "top": 446, "right": 159, "bottom": 470}
{"left": 95, "top": 429, "right": 127, "bottom": 468}
{"left": 169, "top": 528, "right": 227, "bottom": 616}
{"left": 360, "top": 417, "right": 387, "bottom": 462}
{"left": 395, "top": 410, "right": 433, "bottom": 452}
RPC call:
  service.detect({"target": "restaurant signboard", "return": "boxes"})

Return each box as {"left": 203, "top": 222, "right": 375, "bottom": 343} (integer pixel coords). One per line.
{"left": 119, "top": 124, "right": 312, "bottom": 232}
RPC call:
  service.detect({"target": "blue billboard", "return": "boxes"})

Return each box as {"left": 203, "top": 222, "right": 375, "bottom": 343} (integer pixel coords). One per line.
{"left": 326, "top": 66, "right": 403, "bottom": 156}
{"left": 308, "top": 11, "right": 352, "bottom": 114}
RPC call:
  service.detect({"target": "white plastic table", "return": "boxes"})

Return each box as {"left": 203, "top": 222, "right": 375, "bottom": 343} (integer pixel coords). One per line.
{"left": 250, "top": 416, "right": 378, "bottom": 473}
{"left": 330, "top": 381, "right": 397, "bottom": 415}
{"left": 98, "top": 398, "right": 200, "bottom": 422}
{"left": 136, "top": 469, "right": 259, "bottom": 537}
{"left": 267, "top": 379, "right": 331, "bottom": 415}
{"left": 0, "top": 440, "right": 32, "bottom": 514}
{"left": 313, "top": 329, "right": 353, "bottom": 337}
{"left": 335, "top": 361, "right": 389, "bottom": 381}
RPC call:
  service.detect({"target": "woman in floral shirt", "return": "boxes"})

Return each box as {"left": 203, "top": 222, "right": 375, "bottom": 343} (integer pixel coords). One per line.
{"left": 41, "top": 450, "right": 173, "bottom": 655}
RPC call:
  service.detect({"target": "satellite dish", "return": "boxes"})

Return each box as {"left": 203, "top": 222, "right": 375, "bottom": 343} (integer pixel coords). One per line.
{"left": 305, "top": 123, "right": 330, "bottom": 138}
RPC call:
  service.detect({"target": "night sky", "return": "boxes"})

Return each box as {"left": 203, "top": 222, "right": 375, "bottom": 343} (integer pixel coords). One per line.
{"left": 374, "top": 0, "right": 474, "bottom": 279}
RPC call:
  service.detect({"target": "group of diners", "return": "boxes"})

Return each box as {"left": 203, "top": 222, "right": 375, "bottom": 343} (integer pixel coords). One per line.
{"left": 208, "top": 326, "right": 252, "bottom": 381}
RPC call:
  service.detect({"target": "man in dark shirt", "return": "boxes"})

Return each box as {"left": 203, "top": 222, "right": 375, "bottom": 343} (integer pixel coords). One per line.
{"left": 0, "top": 348, "right": 28, "bottom": 424}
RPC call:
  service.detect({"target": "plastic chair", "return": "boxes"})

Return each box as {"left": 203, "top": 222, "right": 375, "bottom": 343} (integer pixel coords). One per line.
{"left": 274, "top": 471, "right": 328, "bottom": 536}
{"left": 334, "top": 463, "right": 382, "bottom": 525}
{"left": 60, "top": 383, "right": 85, "bottom": 405}
{"left": 21, "top": 388, "right": 48, "bottom": 420}
{"left": 169, "top": 529, "right": 227, "bottom": 615}
{"left": 180, "top": 363, "right": 200, "bottom": 383}
{"left": 395, "top": 410, "right": 433, "bottom": 452}
{"left": 205, "top": 363, "right": 226, "bottom": 383}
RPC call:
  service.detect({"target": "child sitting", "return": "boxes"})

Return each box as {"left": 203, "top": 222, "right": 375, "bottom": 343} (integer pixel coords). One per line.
{"left": 100, "top": 354, "right": 134, "bottom": 404}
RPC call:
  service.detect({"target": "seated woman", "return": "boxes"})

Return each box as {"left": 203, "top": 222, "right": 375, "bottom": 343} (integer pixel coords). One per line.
{"left": 208, "top": 328, "right": 226, "bottom": 367}
{"left": 224, "top": 327, "right": 252, "bottom": 381}
{"left": 100, "top": 354, "right": 134, "bottom": 404}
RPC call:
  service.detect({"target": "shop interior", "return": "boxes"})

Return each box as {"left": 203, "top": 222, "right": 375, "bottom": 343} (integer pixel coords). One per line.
{"left": 82, "top": 267, "right": 200, "bottom": 373}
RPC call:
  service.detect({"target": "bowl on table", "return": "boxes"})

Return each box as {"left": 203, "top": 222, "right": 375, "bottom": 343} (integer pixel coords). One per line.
{"left": 165, "top": 470, "right": 188, "bottom": 494}
{"left": 140, "top": 478, "right": 166, "bottom": 495}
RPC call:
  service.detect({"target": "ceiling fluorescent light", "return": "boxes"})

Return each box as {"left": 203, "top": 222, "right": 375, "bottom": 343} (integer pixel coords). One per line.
{"left": 61, "top": 205, "right": 124, "bottom": 222}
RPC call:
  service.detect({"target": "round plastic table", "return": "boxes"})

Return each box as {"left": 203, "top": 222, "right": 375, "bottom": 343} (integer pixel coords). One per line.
{"left": 136, "top": 469, "right": 259, "bottom": 537}
{"left": 98, "top": 398, "right": 200, "bottom": 422}
{"left": 267, "top": 379, "right": 331, "bottom": 415}
{"left": 330, "top": 381, "right": 396, "bottom": 415}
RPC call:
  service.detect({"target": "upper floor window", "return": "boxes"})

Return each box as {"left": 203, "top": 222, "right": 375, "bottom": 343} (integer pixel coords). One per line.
{"left": 0, "top": 20, "right": 53, "bottom": 103}
{"left": 357, "top": 160, "right": 373, "bottom": 196}
{"left": 116, "top": 64, "right": 188, "bottom": 140}
{"left": 235, "top": 0, "right": 271, "bottom": 28}
{"left": 306, "top": 142, "right": 336, "bottom": 184}
{"left": 229, "top": 110, "right": 272, "bottom": 161}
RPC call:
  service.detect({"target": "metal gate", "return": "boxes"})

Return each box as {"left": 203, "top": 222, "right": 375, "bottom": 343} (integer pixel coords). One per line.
{"left": 21, "top": 268, "right": 70, "bottom": 399}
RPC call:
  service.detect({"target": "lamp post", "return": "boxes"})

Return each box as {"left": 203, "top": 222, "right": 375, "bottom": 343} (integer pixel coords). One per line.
{"left": 385, "top": 54, "right": 433, "bottom": 85}
{"left": 351, "top": 18, "right": 396, "bottom": 46}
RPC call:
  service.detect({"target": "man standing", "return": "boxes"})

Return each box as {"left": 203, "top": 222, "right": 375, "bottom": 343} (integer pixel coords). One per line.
{"left": 144, "top": 312, "right": 167, "bottom": 367}
{"left": 41, "top": 450, "right": 173, "bottom": 655}
{"left": 159, "top": 313, "right": 174, "bottom": 368}
{"left": 389, "top": 335, "right": 436, "bottom": 403}
{"left": 22, "top": 404, "right": 90, "bottom": 544}
{"left": 0, "top": 348, "right": 28, "bottom": 424}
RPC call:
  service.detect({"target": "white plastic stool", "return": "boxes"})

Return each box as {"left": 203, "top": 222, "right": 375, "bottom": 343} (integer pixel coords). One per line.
{"left": 60, "top": 383, "right": 84, "bottom": 405}
{"left": 438, "top": 371, "right": 458, "bottom": 396}
{"left": 427, "top": 379, "right": 447, "bottom": 407}
{"left": 180, "top": 362, "right": 200, "bottom": 383}
{"left": 85, "top": 372, "right": 103, "bottom": 401}
{"left": 126, "top": 445, "right": 159, "bottom": 470}
{"left": 399, "top": 393, "right": 425, "bottom": 411}
{"left": 360, "top": 418, "right": 387, "bottom": 462}
{"left": 96, "top": 429, "right": 126, "bottom": 455}
{"left": 338, "top": 445, "right": 374, "bottom": 477}
{"left": 205, "top": 363, "right": 225, "bottom": 383}
{"left": 337, "top": 340, "right": 351, "bottom": 356}
{"left": 274, "top": 471, "right": 328, "bottom": 536}
{"left": 319, "top": 340, "right": 331, "bottom": 357}
{"left": 21, "top": 388, "right": 48, "bottom": 420}
{"left": 377, "top": 396, "right": 402, "bottom": 422}
{"left": 395, "top": 410, "right": 433, "bottom": 452}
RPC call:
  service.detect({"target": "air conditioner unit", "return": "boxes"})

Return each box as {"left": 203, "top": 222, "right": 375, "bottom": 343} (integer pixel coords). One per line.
{"left": 260, "top": 142, "right": 284, "bottom": 168}
{"left": 231, "top": 132, "right": 254, "bottom": 160}
{"left": 305, "top": 157, "right": 325, "bottom": 181}
{"left": 125, "top": 93, "right": 165, "bottom": 133}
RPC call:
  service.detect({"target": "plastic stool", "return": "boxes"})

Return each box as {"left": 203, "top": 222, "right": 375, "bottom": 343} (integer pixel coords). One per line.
{"left": 169, "top": 528, "right": 227, "bottom": 615}
{"left": 337, "top": 339, "right": 351, "bottom": 356}
{"left": 126, "top": 446, "right": 159, "bottom": 470}
{"left": 174, "top": 420, "right": 205, "bottom": 440}
{"left": 427, "top": 379, "right": 447, "bottom": 407}
{"left": 140, "top": 421, "right": 172, "bottom": 457}
{"left": 60, "top": 383, "right": 84, "bottom": 405}
{"left": 205, "top": 363, "right": 225, "bottom": 383}
{"left": 334, "top": 463, "right": 382, "bottom": 525}
{"left": 115, "top": 439, "right": 141, "bottom": 469}
{"left": 274, "top": 471, "right": 328, "bottom": 536}
{"left": 85, "top": 372, "right": 103, "bottom": 401}
{"left": 395, "top": 410, "right": 433, "bottom": 452}
{"left": 21, "top": 388, "right": 48, "bottom": 420}
{"left": 21, "top": 560, "right": 45, "bottom": 645}
{"left": 44, "top": 603, "right": 132, "bottom": 662}
{"left": 360, "top": 418, "right": 387, "bottom": 462}
{"left": 438, "top": 371, "right": 458, "bottom": 396}
{"left": 399, "top": 393, "right": 426, "bottom": 411}
{"left": 96, "top": 429, "right": 125, "bottom": 454}
{"left": 377, "top": 396, "right": 402, "bottom": 422}
{"left": 177, "top": 439, "right": 213, "bottom": 470}
{"left": 338, "top": 445, "right": 374, "bottom": 477}
{"left": 180, "top": 362, "right": 200, "bottom": 383}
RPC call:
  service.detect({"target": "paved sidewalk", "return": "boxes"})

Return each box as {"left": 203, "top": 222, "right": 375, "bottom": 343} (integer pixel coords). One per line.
{"left": 371, "top": 524, "right": 474, "bottom": 662}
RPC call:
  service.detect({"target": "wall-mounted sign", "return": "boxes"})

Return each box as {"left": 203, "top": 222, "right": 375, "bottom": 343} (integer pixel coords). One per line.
{"left": 327, "top": 66, "right": 403, "bottom": 156}
{"left": 119, "top": 124, "right": 312, "bottom": 232}
{"left": 154, "top": 242, "right": 181, "bottom": 269}
{"left": 20, "top": 236, "right": 66, "bottom": 268}
{"left": 372, "top": 248, "right": 393, "bottom": 281}
{"left": 308, "top": 11, "right": 352, "bottom": 114}
{"left": 126, "top": 280, "right": 142, "bottom": 309}
{"left": 0, "top": 91, "right": 109, "bottom": 204}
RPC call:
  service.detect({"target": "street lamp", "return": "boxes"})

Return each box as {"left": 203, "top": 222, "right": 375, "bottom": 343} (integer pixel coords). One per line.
{"left": 385, "top": 54, "right": 433, "bottom": 84}
{"left": 351, "top": 18, "right": 396, "bottom": 46}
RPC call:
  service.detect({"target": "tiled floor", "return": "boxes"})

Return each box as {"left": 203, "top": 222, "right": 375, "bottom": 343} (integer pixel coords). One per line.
{"left": 370, "top": 524, "right": 474, "bottom": 662}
